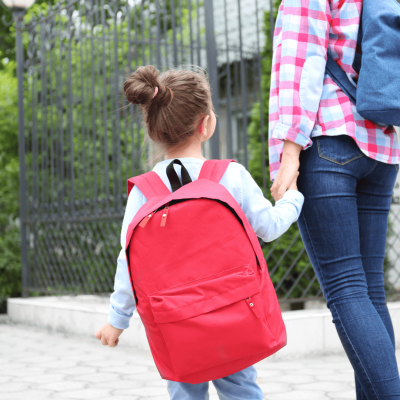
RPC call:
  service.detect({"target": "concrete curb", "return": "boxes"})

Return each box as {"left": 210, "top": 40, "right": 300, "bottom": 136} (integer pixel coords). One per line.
{"left": 7, "top": 296, "right": 400, "bottom": 360}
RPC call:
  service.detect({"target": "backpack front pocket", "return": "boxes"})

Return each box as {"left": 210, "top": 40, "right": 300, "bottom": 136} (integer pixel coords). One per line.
{"left": 149, "top": 264, "right": 276, "bottom": 377}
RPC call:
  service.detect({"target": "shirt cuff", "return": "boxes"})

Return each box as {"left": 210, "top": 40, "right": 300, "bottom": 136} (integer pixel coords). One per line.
{"left": 108, "top": 304, "right": 131, "bottom": 330}
{"left": 272, "top": 123, "right": 313, "bottom": 150}
{"left": 279, "top": 189, "right": 305, "bottom": 207}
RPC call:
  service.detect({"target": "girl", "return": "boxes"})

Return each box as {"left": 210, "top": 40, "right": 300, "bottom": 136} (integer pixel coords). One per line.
{"left": 268, "top": 0, "right": 400, "bottom": 398}
{"left": 95, "top": 65, "right": 304, "bottom": 399}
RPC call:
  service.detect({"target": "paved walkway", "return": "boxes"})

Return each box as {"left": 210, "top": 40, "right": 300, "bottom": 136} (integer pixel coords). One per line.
{"left": 1, "top": 321, "right": 392, "bottom": 400}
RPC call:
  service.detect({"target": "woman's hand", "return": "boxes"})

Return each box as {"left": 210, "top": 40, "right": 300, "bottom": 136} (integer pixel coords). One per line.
{"left": 95, "top": 323, "right": 124, "bottom": 347}
{"left": 271, "top": 141, "right": 302, "bottom": 201}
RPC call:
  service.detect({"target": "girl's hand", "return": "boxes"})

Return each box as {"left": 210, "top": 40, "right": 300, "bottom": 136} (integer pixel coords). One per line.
{"left": 271, "top": 141, "right": 302, "bottom": 201}
{"left": 95, "top": 323, "right": 124, "bottom": 347}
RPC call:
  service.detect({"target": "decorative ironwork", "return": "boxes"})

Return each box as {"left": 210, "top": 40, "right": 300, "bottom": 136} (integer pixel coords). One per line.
{"left": 16, "top": 0, "right": 400, "bottom": 308}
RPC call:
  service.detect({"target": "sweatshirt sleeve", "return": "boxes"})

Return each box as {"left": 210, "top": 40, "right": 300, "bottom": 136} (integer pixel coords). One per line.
{"left": 240, "top": 167, "right": 304, "bottom": 242}
{"left": 268, "top": 0, "right": 331, "bottom": 180}
{"left": 108, "top": 186, "right": 145, "bottom": 330}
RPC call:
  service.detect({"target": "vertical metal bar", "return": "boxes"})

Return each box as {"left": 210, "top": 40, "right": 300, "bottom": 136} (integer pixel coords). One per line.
{"left": 256, "top": 0, "right": 267, "bottom": 194}
{"left": 113, "top": 10, "right": 122, "bottom": 211}
{"left": 134, "top": 4, "right": 142, "bottom": 173}
{"left": 40, "top": 25, "right": 49, "bottom": 214}
{"left": 67, "top": 23, "right": 75, "bottom": 214}
{"left": 123, "top": 2, "right": 131, "bottom": 182}
{"left": 40, "top": 25, "right": 48, "bottom": 215}
{"left": 141, "top": 0, "right": 146, "bottom": 65}
{"left": 49, "top": 33, "right": 55, "bottom": 215}
{"left": 155, "top": 0, "right": 162, "bottom": 68}
{"left": 96, "top": 0, "right": 103, "bottom": 211}
{"left": 204, "top": 0, "right": 220, "bottom": 159}
{"left": 40, "top": 24, "right": 50, "bottom": 285}
{"left": 57, "top": 15, "right": 65, "bottom": 216}
{"left": 90, "top": 13, "right": 98, "bottom": 214}
{"left": 171, "top": 0, "right": 178, "bottom": 66}
{"left": 237, "top": 0, "right": 248, "bottom": 168}
{"left": 188, "top": 0, "right": 194, "bottom": 65}
{"left": 127, "top": 2, "right": 136, "bottom": 176}
{"left": 146, "top": 0, "right": 152, "bottom": 165}
{"left": 106, "top": 10, "right": 116, "bottom": 210}
{"left": 101, "top": 0, "right": 110, "bottom": 213}
{"left": 31, "top": 55, "right": 39, "bottom": 290}
{"left": 195, "top": 0, "right": 201, "bottom": 65}
{"left": 269, "top": 0, "right": 275, "bottom": 46}
{"left": 15, "top": 11, "right": 28, "bottom": 297}
{"left": 223, "top": 0, "right": 233, "bottom": 159}
{"left": 163, "top": 0, "right": 169, "bottom": 67}
{"left": 79, "top": 0, "right": 86, "bottom": 212}
{"left": 178, "top": 0, "right": 184, "bottom": 64}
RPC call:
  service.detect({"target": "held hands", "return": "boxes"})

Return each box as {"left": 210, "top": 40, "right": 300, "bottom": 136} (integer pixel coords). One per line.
{"left": 271, "top": 141, "right": 302, "bottom": 202}
{"left": 95, "top": 323, "right": 124, "bottom": 347}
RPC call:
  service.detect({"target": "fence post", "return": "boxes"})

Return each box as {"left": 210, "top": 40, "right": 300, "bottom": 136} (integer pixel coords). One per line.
{"left": 204, "top": 0, "right": 220, "bottom": 159}
{"left": 15, "top": 11, "right": 29, "bottom": 298}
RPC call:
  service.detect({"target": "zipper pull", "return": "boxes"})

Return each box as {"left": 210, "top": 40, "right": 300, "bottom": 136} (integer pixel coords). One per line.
{"left": 160, "top": 204, "right": 170, "bottom": 227}
{"left": 139, "top": 212, "right": 154, "bottom": 228}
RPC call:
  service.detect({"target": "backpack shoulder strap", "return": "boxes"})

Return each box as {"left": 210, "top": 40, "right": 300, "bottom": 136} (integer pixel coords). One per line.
{"left": 198, "top": 159, "right": 236, "bottom": 183}
{"left": 326, "top": 52, "right": 357, "bottom": 105}
{"left": 127, "top": 171, "right": 171, "bottom": 200}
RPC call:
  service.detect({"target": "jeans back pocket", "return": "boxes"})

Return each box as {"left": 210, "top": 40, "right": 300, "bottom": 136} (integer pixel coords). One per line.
{"left": 317, "top": 135, "right": 364, "bottom": 165}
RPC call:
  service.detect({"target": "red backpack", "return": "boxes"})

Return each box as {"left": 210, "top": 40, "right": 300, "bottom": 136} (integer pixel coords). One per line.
{"left": 125, "top": 159, "right": 286, "bottom": 384}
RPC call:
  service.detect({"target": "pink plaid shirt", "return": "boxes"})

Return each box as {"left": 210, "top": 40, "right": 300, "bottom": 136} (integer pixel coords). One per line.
{"left": 268, "top": 0, "right": 400, "bottom": 181}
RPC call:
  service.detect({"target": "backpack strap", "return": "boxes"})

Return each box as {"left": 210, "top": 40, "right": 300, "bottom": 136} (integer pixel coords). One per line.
{"left": 326, "top": 52, "right": 357, "bottom": 105}
{"left": 127, "top": 171, "right": 171, "bottom": 200}
{"left": 198, "top": 159, "right": 236, "bottom": 183}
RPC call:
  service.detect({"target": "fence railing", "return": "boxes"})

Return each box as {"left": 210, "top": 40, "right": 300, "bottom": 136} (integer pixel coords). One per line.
{"left": 17, "top": 0, "right": 400, "bottom": 308}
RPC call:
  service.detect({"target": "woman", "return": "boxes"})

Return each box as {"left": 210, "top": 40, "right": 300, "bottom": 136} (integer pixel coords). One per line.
{"left": 269, "top": 0, "right": 400, "bottom": 398}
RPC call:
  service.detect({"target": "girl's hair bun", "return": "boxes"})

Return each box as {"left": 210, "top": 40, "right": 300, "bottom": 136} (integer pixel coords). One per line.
{"left": 123, "top": 65, "right": 211, "bottom": 150}
{"left": 123, "top": 65, "right": 160, "bottom": 105}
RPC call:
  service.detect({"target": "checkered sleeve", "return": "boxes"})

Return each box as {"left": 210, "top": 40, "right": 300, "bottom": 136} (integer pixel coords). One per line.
{"left": 269, "top": 0, "right": 331, "bottom": 180}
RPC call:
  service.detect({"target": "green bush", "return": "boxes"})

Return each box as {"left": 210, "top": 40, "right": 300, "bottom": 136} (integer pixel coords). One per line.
{"left": 0, "top": 60, "right": 21, "bottom": 311}
{"left": 247, "top": 2, "right": 321, "bottom": 302}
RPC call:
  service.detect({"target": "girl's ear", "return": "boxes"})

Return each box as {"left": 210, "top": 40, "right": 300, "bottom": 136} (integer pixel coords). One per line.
{"left": 198, "top": 117, "right": 204, "bottom": 133}
{"left": 199, "top": 115, "right": 210, "bottom": 138}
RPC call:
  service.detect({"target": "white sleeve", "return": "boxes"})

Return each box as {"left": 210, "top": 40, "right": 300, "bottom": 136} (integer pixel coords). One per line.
{"left": 108, "top": 186, "right": 145, "bottom": 329}
{"left": 240, "top": 167, "right": 304, "bottom": 242}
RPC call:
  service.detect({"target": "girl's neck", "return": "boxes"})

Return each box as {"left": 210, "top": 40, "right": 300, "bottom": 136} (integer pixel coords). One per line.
{"left": 164, "top": 142, "right": 206, "bottom": 161}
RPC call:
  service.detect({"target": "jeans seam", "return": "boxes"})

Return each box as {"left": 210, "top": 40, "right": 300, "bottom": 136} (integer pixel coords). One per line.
{"left": 395, "top": 164, "right": 399, "bottom": 172}
{"left": 300, "top": 212, "right": 331, "bottom": 304}
{"left": 317, "top": 137, "right": 364, "bottom": 165}
{"left": 332, "top": 303, "right": 380, "bottom": 400}
{"left": 319, "top": 153, "right": 364, "bottom": 166}
{"left": 300, "top": 213, "right": 376, "bottom": 400}
{"left": 363, "top": 161, "right": 379, "bottom": 178}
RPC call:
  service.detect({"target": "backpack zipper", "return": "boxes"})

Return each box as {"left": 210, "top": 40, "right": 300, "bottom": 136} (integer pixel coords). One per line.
{"left": 139, "top": 203, "right": 169, "bottom": 228}
{"left": 139, "top": 212, "right": 155, "bottom": 228}
{"left": 160, "top": 203, "right": 170, "bottom": 227}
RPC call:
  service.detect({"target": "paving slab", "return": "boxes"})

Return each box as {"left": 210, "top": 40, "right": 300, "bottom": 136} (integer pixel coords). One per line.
{"left": 3, "top": 322, "right": 398, "bottom": 399}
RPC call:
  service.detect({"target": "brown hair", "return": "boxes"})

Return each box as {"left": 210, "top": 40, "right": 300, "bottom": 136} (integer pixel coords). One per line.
{"left": 123, "top": 65, "right": 211, "bottom": 149}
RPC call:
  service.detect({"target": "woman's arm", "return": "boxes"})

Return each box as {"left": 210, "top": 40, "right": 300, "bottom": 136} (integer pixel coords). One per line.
{"left": 271, "top": 141, "right": 302, "bottom": 201}
{"left": 269, "top": 0, "right": 331, "bottom": 183}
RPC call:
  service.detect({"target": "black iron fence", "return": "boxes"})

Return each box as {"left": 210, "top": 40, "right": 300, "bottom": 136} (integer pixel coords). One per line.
{"left": 16, "top": 0, "right": 400, "bottom": 307}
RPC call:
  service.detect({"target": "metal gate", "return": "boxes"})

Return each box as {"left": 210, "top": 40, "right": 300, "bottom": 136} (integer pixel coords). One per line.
{"left": 16, "top": 0, "right": 399, "bottom": 306}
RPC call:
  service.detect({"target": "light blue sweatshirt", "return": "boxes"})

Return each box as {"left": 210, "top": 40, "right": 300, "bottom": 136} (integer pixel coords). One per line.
{"left": 108, "top": 157, "right": 304, "bottom": 329}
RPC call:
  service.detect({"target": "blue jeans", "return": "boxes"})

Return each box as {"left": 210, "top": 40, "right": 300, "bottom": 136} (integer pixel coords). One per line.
{"left": 167, "top": 366, "right": 263, "bottom": 399}
{"left": 297, "top": 135, "right": 400, "bottom": 400}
